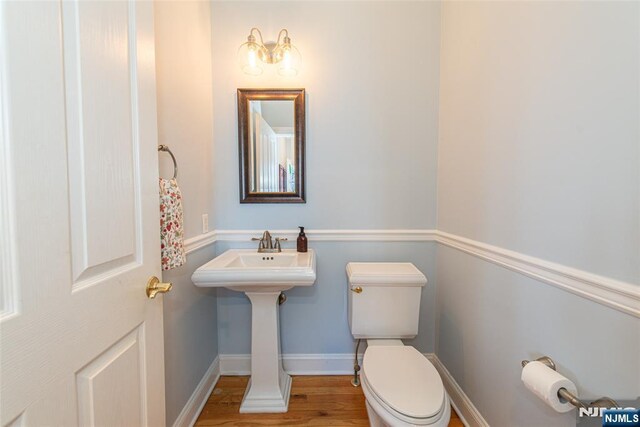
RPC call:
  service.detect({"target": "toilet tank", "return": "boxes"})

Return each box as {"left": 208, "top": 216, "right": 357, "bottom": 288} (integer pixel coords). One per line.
{"left": 347, "top": 262, "right": 427, "bottom": 339}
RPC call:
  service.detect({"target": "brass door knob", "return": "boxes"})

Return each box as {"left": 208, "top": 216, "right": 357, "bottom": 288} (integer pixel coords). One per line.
{"left": 351, "top": 286, "right": 363, "bottom": 294}
{"left": 146, "top": 276, "right": 172, "bottom": 299}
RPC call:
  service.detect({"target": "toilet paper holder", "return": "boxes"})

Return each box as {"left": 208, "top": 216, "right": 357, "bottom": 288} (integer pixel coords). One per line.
{"left": 521, "top": 356, "right": 619, "bottom": 410}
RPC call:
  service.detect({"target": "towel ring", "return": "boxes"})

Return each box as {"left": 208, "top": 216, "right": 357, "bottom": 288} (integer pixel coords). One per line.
{"left": 158, "top": 144, "right": 178, "bottom": 179}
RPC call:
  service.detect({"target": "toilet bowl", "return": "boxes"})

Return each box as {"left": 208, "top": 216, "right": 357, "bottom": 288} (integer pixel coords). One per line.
{"left": 346, "top": 263, "right": 451, "bottom": 427}
{"left": 360, "top": 341, "right": 450, "bottom": 427}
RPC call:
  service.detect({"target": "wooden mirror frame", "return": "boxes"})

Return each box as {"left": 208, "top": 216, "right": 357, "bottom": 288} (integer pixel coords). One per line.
{"left": 237, "top": 88, "right": 306, "bottom": 203}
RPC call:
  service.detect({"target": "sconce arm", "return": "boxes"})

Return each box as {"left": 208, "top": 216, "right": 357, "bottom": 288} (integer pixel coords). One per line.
{"left": 249, "top": 27, "right": 265, "bottom": 45}
{"left": 276, "top": 29, "right": 290, "bottom": 45}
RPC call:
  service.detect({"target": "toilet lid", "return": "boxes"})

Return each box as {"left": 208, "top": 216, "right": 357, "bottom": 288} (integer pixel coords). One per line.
{"left": 363, "top": 346, "right": 445, "bottom": 419}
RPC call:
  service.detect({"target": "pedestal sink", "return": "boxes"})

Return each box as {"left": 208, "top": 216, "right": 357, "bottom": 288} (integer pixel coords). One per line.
{"left": 192, "top": 249, "right": 316, "bottom": 413}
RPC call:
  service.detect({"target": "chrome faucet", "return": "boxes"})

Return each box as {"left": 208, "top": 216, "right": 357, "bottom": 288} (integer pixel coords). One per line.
{"left": 252, "top": 230, "right": 288, "bottom": 253}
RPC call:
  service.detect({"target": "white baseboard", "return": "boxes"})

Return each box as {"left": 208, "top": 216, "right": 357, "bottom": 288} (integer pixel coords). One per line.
{"left": 427, "top": 354, "right": 489, "bottom": 427}
{"left": 217, "top": 354, "right": 250, "bottom": 375}
{"left": 172, "top": 356, "right": 220, "bottom": 427}
{"left": 216, "top": 352, "right": 487, "bottom": 427}
{"left": 219, "top": 353, "right": 364, "bottom": 376}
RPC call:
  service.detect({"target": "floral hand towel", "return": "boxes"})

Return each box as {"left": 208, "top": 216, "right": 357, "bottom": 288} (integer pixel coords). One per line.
{"left": 159, "top": 178, "right": 186, "bottom": 270}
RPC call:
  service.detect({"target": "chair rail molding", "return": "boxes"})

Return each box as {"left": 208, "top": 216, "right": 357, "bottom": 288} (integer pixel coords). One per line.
{"left": 436, "top": 230, "right": 640, "bottom": 318}
{"left": 215, "top": 229, "right": 438, "bottom": 242}
{"left": 182, "top": 229, "right": 639, "bottom": 317}
{"left": 184, "top": 230, "right": 217, "bottom": 254}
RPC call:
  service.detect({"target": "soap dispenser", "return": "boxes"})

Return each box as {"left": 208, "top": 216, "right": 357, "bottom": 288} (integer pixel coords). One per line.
{"left": 297, "top": 226, "right": 308, "bottom": 253}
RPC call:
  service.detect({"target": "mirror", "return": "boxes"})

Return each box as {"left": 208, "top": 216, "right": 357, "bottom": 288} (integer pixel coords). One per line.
{"left": 237, "top": 89, "right": 306, "bottom": 203}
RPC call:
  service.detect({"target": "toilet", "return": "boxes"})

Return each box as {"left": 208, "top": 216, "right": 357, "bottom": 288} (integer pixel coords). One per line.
{"left": 347, "top": 262, "right": 451, "bottom": 427}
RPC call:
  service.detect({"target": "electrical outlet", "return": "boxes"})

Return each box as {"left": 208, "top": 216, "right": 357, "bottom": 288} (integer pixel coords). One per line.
{"left": 202, "top": 214, "right": 209, "bottom": 233}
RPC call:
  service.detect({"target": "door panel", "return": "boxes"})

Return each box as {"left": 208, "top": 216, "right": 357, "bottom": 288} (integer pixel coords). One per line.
{"left": 62, "top": 0, "right": 140, "bottom": 284}
{"left": 0, "top": 1, "right": 165, "bottom": 426}
{"left": 76, "top": 326, "right": 145, "bottom": 427}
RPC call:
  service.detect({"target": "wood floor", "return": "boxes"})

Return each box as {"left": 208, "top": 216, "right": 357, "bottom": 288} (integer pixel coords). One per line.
{"left": 195, "top": 376, "right": 464, "bottom": 426}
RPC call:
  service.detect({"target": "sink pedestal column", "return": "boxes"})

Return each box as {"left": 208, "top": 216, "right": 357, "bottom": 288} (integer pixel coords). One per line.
{"left": 239, "top": 291, "right": 292, "bottom": 413}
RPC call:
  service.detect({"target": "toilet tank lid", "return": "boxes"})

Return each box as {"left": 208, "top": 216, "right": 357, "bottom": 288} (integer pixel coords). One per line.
{"left": 346, "top": 262, "right": 427, "bottom": 286}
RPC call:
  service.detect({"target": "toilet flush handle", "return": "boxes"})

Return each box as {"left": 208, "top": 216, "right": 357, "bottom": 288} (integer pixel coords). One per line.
{"left": 351, "top": 286, "right": 363, "bottom": 294}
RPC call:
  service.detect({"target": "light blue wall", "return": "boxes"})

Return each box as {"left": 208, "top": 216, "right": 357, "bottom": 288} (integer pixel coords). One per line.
{"left": 210, "top": 1, "right": 443, "bottom": 357}
{"left": 155, "top": 2, "right": 217, "bottom": 424}
{"left": 437, "top": 0, "right": 640, "bottom": 284}
{"left": 436, "top": 246, "right": 640, "bottom": 427}
{"left": 435, "top": 2, "right": 640, "bottom": 426}
{"left": 162, "top": 246, "right": 218, "bottom": 426}
{"left": 210, "top": 1, "right": 442, "bottom": 230}
{"left": 216, "top": 240, "right": 438, "bottom": 355}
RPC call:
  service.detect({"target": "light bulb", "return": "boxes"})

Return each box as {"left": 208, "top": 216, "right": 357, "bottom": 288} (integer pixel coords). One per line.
{"left": 283, "top": 50, "right": 291, "bottom": 69}
{"left": 277, "top": 44, "right": 301, "bottom": 77}
{"left": 248, "top": 48, "right": 257, "bottom": 68}
{"left": 238, "top": 38, "right": 264, "bottom": 76}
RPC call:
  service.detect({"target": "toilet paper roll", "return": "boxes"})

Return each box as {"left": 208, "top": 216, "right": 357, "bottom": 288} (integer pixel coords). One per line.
{"left": 521, "top": 361, "right": 578, "bottom": 413}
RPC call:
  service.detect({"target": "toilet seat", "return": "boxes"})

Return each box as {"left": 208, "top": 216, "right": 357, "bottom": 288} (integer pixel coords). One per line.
{"left": 362, "top": 346, "right": 446, "bottom": 425}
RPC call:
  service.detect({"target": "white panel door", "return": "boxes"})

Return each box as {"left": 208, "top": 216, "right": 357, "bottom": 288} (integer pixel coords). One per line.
{"left": 255, "top": 114, "right": 278, "bottom": 192}
{"left": 0, "top": 1, "right": 166, "bottom": 426}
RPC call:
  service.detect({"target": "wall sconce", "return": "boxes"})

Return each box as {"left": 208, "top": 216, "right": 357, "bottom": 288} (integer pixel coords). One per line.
{"left": 238, "top": 28, "right": 301, "bottom": 76}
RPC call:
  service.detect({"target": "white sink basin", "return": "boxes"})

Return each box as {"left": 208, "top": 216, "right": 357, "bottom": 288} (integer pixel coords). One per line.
{"left": 191, "top": 249, "right": 316, "bottom": 292}
{"left": 191, "top": 248, "right": 317, "bottom": 414}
